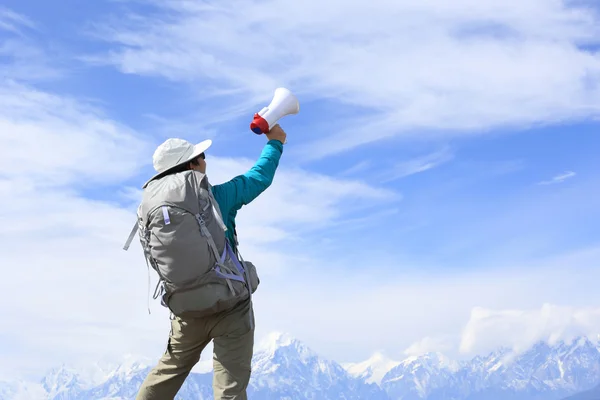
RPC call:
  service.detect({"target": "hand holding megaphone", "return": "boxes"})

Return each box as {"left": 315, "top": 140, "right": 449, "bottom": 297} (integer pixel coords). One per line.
{"left": 250, "top": 88, "right": 299, "bottom": 135}
{"left": 263, "top": 124, "right": 287, "bottom": 144}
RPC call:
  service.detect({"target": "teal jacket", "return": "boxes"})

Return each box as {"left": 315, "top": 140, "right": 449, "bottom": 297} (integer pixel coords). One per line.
{"left": 211, "top": 139, "right": 283, "bottom": 250}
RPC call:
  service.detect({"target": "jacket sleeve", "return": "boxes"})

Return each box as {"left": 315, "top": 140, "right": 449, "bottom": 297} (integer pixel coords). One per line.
{"left": 212, "top": 139, "right": 283, "bottom": 213}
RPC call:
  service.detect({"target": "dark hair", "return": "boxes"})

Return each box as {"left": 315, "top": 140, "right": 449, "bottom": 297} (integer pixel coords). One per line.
{"left": 165, "top": 153, "right": 204, "bottom": 176}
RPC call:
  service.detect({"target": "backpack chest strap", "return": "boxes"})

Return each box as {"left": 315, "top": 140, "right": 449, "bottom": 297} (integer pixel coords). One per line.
{"left": 194, "top": 213, "right": 241, "bottom": 294}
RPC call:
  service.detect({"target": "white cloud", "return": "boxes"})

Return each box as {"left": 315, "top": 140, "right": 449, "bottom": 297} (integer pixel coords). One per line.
{"left": 205, "top": 156, "right": 398, "bottom": 247}
{"left": 404, "top": 336, "right": 456, "bottom": 357}
{"left": 0, "top": 9, "right": 62, "bottom": 82}
{"left": 0, "top": 7, "right": 35, "bottom": 34}
{"left": 87, "top": 0, "right": 600, "bottom": 158}
{"left": 380, "top": 147, "right": 454, "bottom": 182}
{"left": 3, "top": 141, "right": 600, "bottom": 375}
{"left": 360, "top": 301, "right": 600, "bottom": 365}
{"left": 538, "top": 170, "right": 577, "bottom": 185}
{"left": 0, "top": 80, "right": 151, "bottom": 187}
{"left": 139, "top": 113, "right": 220, "bottom": 141}
{"left": 0, "top": 77, "right": 398, "bottom": 378}
{"left": 0, "top": 77, "right": 160, "bottom": 378}
{"left": 251, "top": 245, "right": 600, "bottom": 365}
{"left": 338, "top": 160, "right": 372, "bottom": 177}
{"left": 459, "top": 304, "right": 600, "bottom": 356}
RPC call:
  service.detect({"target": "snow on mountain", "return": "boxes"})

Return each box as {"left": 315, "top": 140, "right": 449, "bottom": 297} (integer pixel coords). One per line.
{"left": 254, "top": 331, "right": 318, "bottom": 367}
{"left": 380, "top": 352, "right": 464, "bottom": 400}
{"left": 460, "top": 336, "right": 600, "bottom": 399}
{"left": 249, "top": 331, "right": 389, "bottom": 399}
{"left": 7, "top": 332, "right": 387, "bottom": 400}
{"left": 374, "top": 336, "right": 600, "bottom": 400}
{"left": 343, "top": 351, "right": 401, "bottom": 385}
{"left": 35, "top": 354, "right": 158, "bottom": 400}
{"left": 3, "top": 334, "right": 600, "bottom": 400}
{"left": 41, "top": 365, "right": 87, "bottom": 399}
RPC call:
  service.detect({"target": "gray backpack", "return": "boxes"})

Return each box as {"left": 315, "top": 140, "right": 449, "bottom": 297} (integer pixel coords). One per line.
{"left": 123, "top": 170, "right": 259, "bottom": 320}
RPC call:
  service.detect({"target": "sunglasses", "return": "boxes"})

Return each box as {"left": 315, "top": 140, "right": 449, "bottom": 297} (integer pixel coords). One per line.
{"left": 190, "top": 153, "right": 205, "bottom": 167}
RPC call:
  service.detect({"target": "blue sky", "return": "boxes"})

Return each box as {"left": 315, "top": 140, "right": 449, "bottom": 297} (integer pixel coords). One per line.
{"left": 1, "top": 0, "right": 600, "bottom": 380}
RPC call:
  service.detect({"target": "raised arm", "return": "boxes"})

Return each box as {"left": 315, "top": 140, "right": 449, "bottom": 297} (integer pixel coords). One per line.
{"left": 212, "top": 138, "right": 284, "bottom": 213}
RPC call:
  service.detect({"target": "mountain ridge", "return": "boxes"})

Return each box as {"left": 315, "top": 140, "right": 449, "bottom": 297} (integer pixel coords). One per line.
{"left": 2, "top": 333, "right": 599, "bottom": 400}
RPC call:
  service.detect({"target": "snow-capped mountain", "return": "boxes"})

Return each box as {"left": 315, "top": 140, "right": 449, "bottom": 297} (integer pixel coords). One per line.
{"left": 380, "top": 352, "right": 462, "bottom": 400}
{"left": 2, "top": 334, "right": 599, "bottom": 400}
{"left": 343, "top": 351, "right": 401, "bottom": 385}
{"left": 1, "top": 332, "right": 387, "bottom": 400}
{"left": 248, "top": 332, "right": 388, "bottom": 399}
{"left": 345, "top": 336, "right": 600, "bottom": 400}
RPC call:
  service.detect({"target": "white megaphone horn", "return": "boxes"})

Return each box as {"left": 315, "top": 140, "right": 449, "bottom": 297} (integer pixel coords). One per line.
{"left": 250, "top": 87, "right": 300, "bottom": 134}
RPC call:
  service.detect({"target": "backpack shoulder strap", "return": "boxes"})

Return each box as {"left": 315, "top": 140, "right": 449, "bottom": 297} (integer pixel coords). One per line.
{"left": 202, "top": 183, "right": 227, "bottom": 232}
{"left": 123, "top": 204, "right": 143, "bottom": 251}
{"left": 123, "top": 220, "right": 139, "bottom": 251}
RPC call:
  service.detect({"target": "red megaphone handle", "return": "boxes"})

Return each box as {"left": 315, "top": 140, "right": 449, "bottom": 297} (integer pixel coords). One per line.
{"left": 250, "top": 113, "right": 269, "bottom": 135}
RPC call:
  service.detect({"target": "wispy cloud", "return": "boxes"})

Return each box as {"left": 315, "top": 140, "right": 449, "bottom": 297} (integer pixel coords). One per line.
{"left": 0, "top": 7, "right": 35, "bottom": 34}
{"left": 140, "top": 113, "right": 220, "bottom": 141}
{"left": 205, "top": 156, "right": 399, "bottom": 249}
{"left": 0, "top": 7, "right": 63, "bottom": 81}
{"left": 86, "top": 0, "right": 600, "bottom": 159}
{"left": 380, "top": 147, "right": 454, "bottom": 182}
{"left": 538, "top": 171, "right": 577, "bottom": 185}
{"left": 0, "top": 80, "right": 151, "bottom": 187}
{"left": 339, "top": 160, "right": 372, "bottom": 177}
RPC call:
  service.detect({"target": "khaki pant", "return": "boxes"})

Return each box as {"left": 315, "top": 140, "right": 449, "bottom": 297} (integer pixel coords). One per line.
{"left": 136, "top": 298, "right": 255, "bottom": 400}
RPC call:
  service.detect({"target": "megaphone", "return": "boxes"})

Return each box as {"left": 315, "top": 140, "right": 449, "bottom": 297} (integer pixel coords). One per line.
{"left": 250, "top": 87, "right": 300, "bottom": 134}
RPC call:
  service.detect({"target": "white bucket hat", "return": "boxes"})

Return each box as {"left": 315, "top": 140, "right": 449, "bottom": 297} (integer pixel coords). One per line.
{"left": 143, "top": 138, "right": 212, "bottom": 188}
